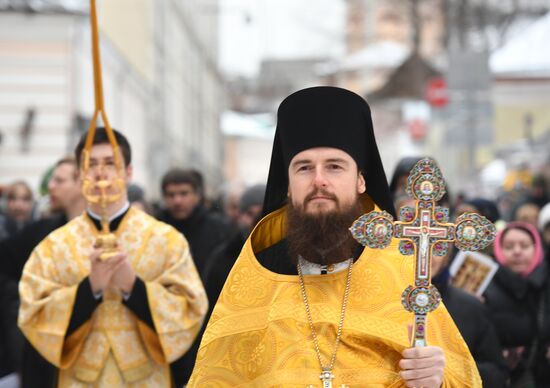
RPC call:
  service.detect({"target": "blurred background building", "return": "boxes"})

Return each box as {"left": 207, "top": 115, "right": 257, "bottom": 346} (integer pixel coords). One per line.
{"left": 222, "top": 0, "right": 550, "bottom": 200}
{"left": 0, "top": 0, "right": 223, "bottom": 198}
{"left": 1, "top": 0, "right": 549, "bottom": 203}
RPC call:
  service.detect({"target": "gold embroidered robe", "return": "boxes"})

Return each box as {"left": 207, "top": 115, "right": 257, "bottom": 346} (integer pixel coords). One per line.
{"left": 18, "top": 207, "right": 208, "bottom": 387}
{"left": 188, "top": 205, "right": 482, "bottom": 387}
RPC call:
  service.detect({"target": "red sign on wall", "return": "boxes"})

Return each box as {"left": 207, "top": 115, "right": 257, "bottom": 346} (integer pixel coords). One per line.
{"left": 425, "top": 77, "right": 449, "bottom": 108}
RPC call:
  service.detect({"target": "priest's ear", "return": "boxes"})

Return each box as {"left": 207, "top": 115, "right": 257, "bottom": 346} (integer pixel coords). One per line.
{"left": 123, "top": 164, "right": 133, "bottom": 184}
{"left": 114, "top": 145, "right": 133, "bottom": 183}
{"left": 357, "top": 171, "right": 366, "bottom": 194}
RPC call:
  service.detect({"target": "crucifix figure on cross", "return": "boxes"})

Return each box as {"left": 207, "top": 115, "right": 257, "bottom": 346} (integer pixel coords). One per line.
{"left": 350, "top": 157, "right": 496, "bottom": 347}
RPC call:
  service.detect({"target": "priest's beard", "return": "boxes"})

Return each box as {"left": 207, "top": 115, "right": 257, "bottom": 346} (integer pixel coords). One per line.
{"left": 286, "top": 194, "right": 364, "bottom": 266}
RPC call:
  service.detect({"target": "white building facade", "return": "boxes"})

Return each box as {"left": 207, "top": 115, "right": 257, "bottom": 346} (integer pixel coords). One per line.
{"left": 0, "top": 0, "right": 224, "bottom": 199}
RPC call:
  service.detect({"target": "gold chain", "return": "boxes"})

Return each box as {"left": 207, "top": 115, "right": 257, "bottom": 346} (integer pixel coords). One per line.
{"left": 297, "top": 257, "right": 353, "bottom": 373}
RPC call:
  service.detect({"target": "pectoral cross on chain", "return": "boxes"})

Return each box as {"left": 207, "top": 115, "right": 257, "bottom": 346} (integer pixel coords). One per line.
{"left": 305, "top": 369, "right": 349, "bottom": 388}
{"left": 320, "top": 369, "right": 334, "bottom": 388}
{"left": 306, "top": 378, "right": 348, "bottom": 388}
{"left": 350, "top": 158, "right": 496, "bottom": 347}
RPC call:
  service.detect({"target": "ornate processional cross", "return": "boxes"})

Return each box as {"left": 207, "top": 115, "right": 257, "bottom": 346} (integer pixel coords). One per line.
{"left": 80, "top": 0, "right": 127, "bottom": 261}
{"left": 350, "top": 158, "right": 496, "bottom": 347}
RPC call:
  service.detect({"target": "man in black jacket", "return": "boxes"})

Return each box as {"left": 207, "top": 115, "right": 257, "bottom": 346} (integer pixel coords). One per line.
{"left": 203, "top": 183, "right": 266, "bottom": 306}
{"left": 176, "top": 184, "right": 266, "bottom": 387}
{"left": 157, "top": 168, "right": 232, "bottom": 278}
{"left": 157, "top": 168, "right": 233, "bottom": 387}
{"left": 1, "top": 157, "right": 85, "bottom": 281}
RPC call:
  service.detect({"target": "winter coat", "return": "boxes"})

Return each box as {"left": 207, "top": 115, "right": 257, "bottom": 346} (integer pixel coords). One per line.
{"left": 435, "top": 280, "right": 508, "bottom": 387}
{"left": 157, "top": 205, "right": 234, "bottom": 387}
{"left": 484, "top": 262, "right": 550, "bottom": 386}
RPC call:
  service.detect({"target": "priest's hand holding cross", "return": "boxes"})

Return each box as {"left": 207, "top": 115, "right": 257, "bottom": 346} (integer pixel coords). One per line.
{"left": 399, "top": 327, "right": 446, "bottom": 387}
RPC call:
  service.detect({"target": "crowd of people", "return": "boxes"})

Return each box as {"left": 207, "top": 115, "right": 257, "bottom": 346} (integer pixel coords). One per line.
{"left": 0, "top": 86, "right": 549, "bottom": 387}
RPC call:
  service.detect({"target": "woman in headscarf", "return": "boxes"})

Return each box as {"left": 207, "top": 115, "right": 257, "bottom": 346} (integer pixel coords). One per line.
{"left": 484, "top": 221, "right": 549, "bottom": 387}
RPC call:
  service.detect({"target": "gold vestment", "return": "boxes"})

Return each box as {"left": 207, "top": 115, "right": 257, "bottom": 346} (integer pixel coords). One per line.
{"left": 189, "top": 206, "right": 481, "bottom": 387}
{"left": 19, "top": 207, "right": 208, "bottom": 387}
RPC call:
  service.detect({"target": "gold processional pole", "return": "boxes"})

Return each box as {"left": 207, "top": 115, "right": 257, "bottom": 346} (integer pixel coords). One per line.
{"left": 81, "top": 0, "right": 126, "bottom": 261}
{"left": 350, "top": 158, "right": 496, "bottom": 347}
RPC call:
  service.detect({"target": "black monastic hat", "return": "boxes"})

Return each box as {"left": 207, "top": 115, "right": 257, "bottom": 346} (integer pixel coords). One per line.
{"left": 262, "top": 86, "right": 396, "bottom": 217}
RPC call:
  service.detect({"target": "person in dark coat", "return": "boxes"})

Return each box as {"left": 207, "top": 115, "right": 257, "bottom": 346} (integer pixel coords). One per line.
{"left": 203, "top": 183, "right": 266, "bottom": 310}
{"left": 0, "top": 214, "right": 69, "bottom": 387}
{"left": 0, "top": 157, "right": 85, "bottom": 388}
{"left": 432, "top": 268, "right": 508, "bottom": 386}
{"left": 484, "top": 221, "right": 549, "bottom": 387}
{"left": 0, "top": 271, "right": 20, "bottom": 381}
{"left": 0, "top": 181, "right": 35, "bottom": 241}
{"left": 0, "top": 157, "right": 85, "bottom": 282}
{"left": 157, "top": 168, "right": 233, "bottom": 387}
{"left": 157, "top": 168, "right": 233, "bottom": 278}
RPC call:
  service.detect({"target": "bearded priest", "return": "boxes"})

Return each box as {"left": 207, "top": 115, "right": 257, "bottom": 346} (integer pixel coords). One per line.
{"left": 188, "top": 87, "right": 481, "bottom": 387}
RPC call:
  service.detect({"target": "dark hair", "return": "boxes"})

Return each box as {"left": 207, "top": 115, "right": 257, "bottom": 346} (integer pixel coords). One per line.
{"left": 466, "top": 198, "right": 500, "bottom": 223}
{"left": 501, "top": 225, "right": 536, "bottom": 245}
{"left": 55, "top": 156, "right": 78, "bottom": 180}
{"left": 7, "top": 181, "right": 33, "bottom": 201}
{"left": 161, "top": 168, "right": 201, "bottom": 195}
{"left": 511, "top": 200, "right": 540, "bottom": 221}
{"left": 239, "top": 184, "right": 266, "bottom": 212}
{"left": 389, "top": 156, "right": 424, "bottom": 195}
{"left": 55, "top": 156, "right": 77, "bottom": 168}
{"left": 127, "top": 183, "right": 145, "bottom": 202}
{"left": 188, "top": 169, "right": 205, "bottom": 197}
{"left": 74, "top": 127, "right": 131, "bottom": 167}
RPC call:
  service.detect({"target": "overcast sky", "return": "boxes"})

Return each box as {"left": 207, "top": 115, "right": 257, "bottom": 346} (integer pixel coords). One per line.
{"left": 219, "top": 0, "right": 346, "bottom": 77}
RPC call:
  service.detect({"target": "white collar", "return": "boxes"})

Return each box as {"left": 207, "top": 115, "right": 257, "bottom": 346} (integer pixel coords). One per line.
{"left": 298, "top": 256, "right": 352, "bottom": 275}
{"left": 87, "top": 201, "right": 130, "bottom": 222}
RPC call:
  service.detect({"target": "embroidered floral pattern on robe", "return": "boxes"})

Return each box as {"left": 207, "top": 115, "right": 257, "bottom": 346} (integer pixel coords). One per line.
{"left": 188, "top": 206, "right": 481, "bottom": 387}
{"left": 19, "top": 207, "right": 208, "bottom": 387}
